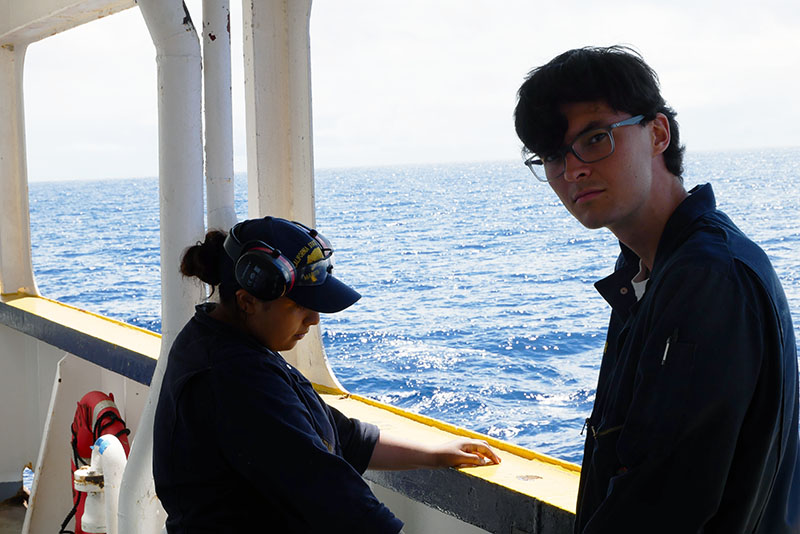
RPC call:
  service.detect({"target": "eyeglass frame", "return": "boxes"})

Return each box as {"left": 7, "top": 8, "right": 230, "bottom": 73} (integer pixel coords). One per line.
{"left": 523, "top": 114, "right": 646, "bottom": 182}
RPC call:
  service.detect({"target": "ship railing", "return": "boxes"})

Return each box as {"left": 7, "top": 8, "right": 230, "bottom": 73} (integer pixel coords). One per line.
{"left": 0, "top": 292, "right": 578, "bottom": 534}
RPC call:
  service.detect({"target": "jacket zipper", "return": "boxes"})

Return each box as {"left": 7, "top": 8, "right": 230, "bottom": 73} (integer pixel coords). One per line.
{"left": 590, "top": 423, "right": 624, "bottom": 439}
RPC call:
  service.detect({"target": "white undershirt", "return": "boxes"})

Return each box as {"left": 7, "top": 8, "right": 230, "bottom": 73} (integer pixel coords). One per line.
{"left": 631, "top": 260, "right": 650, "bottom": 301}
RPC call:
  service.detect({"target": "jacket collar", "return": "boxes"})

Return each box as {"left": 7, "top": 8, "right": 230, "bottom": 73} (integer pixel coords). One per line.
{"left": 193, "top": 302, "right": 278, "bottom": 356}
{"left": 594, "top": 183, "right": 717, "bottom": 316}
{"left": 652, "top": 183, "right": 717, "bottom": 275}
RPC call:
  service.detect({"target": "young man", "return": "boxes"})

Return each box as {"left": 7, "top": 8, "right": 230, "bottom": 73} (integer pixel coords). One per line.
{"left": 514, "top": 46, "right": 799, "bottom": 533}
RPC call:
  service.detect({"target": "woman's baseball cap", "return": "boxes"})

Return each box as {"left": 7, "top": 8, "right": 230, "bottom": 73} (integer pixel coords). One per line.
{"left": 222, "top": 216, "right": 360, "bottom": 313}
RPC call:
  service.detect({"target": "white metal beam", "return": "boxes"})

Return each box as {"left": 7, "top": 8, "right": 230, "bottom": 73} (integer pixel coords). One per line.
{"left": 0, "top": 0, "right": 134, "bottom": 46}
{"left": 241, "top": 0, "right": 315, "bottom": 224}
{"left": 118, "top": 2, "right": 205, "bottom": 533}
{"left": 0, "top": 43, "right": 38, "bottom": 297}
{"left": 241, "top": 0, "right": 342, "bottom": 391}
{"left": 203, "top": 0, "right": 237, "bottom": 232}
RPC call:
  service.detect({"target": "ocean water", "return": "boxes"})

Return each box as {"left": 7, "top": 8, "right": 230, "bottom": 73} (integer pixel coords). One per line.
{"left": 28, "top": 148, "right": 800, "bottom": 463}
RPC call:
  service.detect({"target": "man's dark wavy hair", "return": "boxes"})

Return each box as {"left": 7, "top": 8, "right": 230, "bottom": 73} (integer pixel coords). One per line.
{"left": 514, "top": 45, "right": 685, "bottom": 178}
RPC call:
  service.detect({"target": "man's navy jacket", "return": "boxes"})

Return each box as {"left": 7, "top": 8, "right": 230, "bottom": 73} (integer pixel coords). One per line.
{"left": 576, "top": 184, "right": 799, "bottom": 533}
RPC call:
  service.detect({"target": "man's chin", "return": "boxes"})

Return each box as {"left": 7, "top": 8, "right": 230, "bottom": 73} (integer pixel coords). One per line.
{"left": 572, "top": 215, "right": 606, "bottom": 230}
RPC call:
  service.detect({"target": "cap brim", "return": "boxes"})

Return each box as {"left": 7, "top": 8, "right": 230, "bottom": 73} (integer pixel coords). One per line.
{"left": 288, "top": 275, "right": 361, "bottom": 313}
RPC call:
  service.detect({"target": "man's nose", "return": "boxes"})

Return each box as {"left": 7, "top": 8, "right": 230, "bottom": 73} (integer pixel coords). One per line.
{"left": 563, "top": 151, "right": 589, "bottom": 182}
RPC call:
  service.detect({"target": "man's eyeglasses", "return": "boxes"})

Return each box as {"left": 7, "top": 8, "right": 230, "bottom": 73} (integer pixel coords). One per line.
{"left": 523, "top": 115, "right": 646, "bottom": 182}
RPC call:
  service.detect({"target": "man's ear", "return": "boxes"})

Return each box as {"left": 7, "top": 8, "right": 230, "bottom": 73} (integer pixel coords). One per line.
{"left": 651, "top": 113, "right": 671, "bottom": 156}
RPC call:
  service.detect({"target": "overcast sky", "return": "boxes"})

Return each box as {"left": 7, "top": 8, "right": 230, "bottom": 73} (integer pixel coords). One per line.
{"left": 21, "top": 0, "right": 800, "bottom": 181}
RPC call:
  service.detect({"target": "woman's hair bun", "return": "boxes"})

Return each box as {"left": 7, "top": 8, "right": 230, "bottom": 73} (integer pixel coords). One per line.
{"left": 180, "top": 230, "right": 227, "bottom": 286}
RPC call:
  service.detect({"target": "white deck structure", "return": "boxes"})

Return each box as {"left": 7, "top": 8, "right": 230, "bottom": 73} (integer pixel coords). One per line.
{"left": 0, "top": 1, "right": 579, "bottom": 532}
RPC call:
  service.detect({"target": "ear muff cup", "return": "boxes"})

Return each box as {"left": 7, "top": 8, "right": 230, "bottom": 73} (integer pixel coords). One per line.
{"left": 234, "top": 241, "right": 297, "bottom": 300}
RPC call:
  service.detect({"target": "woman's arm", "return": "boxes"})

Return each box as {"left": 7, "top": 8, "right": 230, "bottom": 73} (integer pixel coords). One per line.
{"left": 368, "top": 432, "right": 501, "bottom": 470}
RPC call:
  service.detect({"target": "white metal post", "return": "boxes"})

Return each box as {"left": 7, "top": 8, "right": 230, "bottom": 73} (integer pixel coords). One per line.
{"left": 241, "top": 0, "right": 316, "bottom": 224}
{"left": 118, "top": 2, "right": 205, "bottom": 533}
{"left": 0, "top": 43, "right": 39, "bottom": 298}
{"left": 240, "top": 0, "right": 342, "bottom": 390}
{"left": 203, "top": 0, "right": 237, "bottom": 232}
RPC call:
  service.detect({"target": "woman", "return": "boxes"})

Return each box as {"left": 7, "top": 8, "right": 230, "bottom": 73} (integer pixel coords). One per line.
{"left": 153, "top": 216, "right": 499, "bottom": 533}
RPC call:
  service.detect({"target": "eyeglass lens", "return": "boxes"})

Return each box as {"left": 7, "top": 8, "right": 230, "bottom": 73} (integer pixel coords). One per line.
{"left": 543, "top": 129, "right": 613, "bottom": 179}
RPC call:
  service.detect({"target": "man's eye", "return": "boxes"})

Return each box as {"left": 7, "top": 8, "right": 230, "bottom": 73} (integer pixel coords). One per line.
{"left": 586, "top": 131, "right": 609, "bottom": 145}
{"left": 543, "top": 153, "right": 561, "bottom": 164}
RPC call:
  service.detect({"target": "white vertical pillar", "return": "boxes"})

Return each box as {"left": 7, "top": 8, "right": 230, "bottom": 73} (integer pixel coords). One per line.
{"left": 203, "top": 0, "right": 237, "bottom": 232}
{"left": 241, "top": 0, "right": 316, "bottom": 224}
{"left": 119, "top": 2, "right": 205, "bottom": 533}
{"left": 0, "top": 43, "right": 38, "bottom": 298}
{"left": 241, "top": 0, "right": 342, "bottom": 390}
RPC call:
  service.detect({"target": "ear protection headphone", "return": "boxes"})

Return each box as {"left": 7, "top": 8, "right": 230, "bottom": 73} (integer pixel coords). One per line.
{"left": 223, "top": 220, "right": 297, "bottom": 301}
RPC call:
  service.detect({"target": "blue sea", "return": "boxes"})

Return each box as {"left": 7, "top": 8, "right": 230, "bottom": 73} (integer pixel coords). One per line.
{"left": 28, "top": 148, "right": 800, "bottom": 464}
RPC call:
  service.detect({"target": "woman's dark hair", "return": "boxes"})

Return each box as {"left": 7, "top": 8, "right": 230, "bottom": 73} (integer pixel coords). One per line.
{"left": 514, "top": 45, "right": 685, "bottom": 178}
{"left": 180, "top": 230, "right": 238, "bottom": 303}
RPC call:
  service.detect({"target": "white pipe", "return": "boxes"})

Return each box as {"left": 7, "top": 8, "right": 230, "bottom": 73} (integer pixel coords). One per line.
{"left": 75, "top": 449, "right": 105, "bottom": 534}
{"left": 96, "top": 434, "right": 127, "bottom": 534}
{"left": 119, "top": 2, "right": 205, "bottom": 533}
{"left": 75, "top": 434, "right": 127, "bottom": 534}
{"left": 202, "top": 0, "right": 237, "bottom": 232}
{"left": 0, "top": 43, "right": 38, "bottom": 298}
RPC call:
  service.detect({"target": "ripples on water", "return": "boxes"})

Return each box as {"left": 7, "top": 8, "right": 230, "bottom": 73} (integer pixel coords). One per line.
{"left": 28, "top": 148, "right": 800, "bottom": 464}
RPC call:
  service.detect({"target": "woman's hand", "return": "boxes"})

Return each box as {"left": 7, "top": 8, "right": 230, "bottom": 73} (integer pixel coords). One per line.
{"left": 428, "top": 438, "right": 502, "bottom": 468}
{"left": 368, "top": 434, "right": 501, "bottom": 470}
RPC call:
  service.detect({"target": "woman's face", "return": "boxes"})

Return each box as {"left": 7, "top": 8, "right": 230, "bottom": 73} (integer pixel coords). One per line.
{"left": 241, "top": 294, "right": 320, "bottom": 352}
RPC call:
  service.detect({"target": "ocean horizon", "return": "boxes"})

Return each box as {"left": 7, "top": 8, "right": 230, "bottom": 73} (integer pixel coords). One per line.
{"left": 28, "top": 148, "right": 800, "bottom": 463}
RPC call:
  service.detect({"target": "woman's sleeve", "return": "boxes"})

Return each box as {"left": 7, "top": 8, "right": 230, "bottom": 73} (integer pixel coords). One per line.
{"left": 328, "top": 404, "right": 380, "bottom": 474}
{"left": 212, "top": 357, "right": 403, "bottom": 534}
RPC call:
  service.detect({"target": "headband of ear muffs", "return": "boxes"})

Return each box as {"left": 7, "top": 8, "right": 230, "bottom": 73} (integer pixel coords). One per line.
{"left": 223, "top": 223, "right": 297, "bottom": 301}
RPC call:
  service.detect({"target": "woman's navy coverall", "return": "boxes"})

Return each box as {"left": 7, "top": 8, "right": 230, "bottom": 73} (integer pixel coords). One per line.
{"left": 154, "top": 303, "right": 403, "bottom": 533}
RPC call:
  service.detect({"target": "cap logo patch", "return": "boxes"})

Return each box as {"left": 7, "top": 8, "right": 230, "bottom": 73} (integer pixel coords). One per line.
{"left": 293, "top": 239, "right": 321, "bottom": 267}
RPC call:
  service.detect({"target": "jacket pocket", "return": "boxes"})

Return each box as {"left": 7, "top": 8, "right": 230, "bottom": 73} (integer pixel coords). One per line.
{"left": 616, "top": 340, "right": 697, "bottom": 467}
